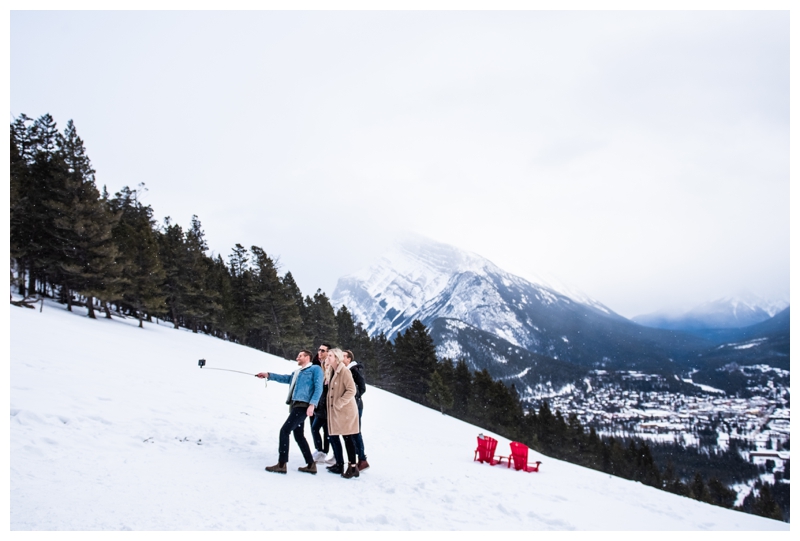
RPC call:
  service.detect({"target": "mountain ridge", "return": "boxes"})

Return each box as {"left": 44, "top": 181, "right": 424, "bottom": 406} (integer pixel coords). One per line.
{"left": 633, "top": 294, "right": 789, "bottom": 332}
{"left": 333, "top": 236, "right": 789, "bottom": 395}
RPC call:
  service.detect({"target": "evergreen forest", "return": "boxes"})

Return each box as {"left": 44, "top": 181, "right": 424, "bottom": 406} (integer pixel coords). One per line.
{"left": 9, "top": 114, "right": 788, "bottom": 523}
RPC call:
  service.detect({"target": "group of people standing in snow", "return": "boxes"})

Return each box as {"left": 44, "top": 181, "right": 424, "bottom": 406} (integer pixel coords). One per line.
{"left": 255, "top": 344, "right": 369, "bottom": 479}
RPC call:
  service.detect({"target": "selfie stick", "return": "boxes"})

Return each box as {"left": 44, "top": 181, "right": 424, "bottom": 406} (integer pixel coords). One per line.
{"left": 198, "top": 358, "right": 255, "bottom": 376}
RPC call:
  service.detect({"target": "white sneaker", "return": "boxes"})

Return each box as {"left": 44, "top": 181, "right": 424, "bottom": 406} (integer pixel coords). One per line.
{"left": 324, "top": 455, "right": 337, "bottom": 465}
{"left": 312, "top": 451, "right": 326, "bottom": 463}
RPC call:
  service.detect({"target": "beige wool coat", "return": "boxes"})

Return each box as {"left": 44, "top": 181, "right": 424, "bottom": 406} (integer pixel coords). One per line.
{"left": 326, "top": 363, "right": 360, "bottom": 436}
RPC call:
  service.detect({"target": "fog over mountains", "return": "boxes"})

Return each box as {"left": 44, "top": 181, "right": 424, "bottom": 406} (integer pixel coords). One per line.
{"left": 332, "top": 236, "right": 789, "bottom": 399}
{"left": 633, "top": 294, "right": 789, "bottom": 333}
{"left": 333, "top": 234, "right": 622, "bottom": 341}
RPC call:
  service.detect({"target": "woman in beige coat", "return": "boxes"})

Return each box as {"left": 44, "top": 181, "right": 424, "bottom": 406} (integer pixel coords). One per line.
{"left": 324, "top": 348, "right": 361, "bottom": 478}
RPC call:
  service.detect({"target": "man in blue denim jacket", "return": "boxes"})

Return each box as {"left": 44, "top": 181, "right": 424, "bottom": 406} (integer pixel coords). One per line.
{"left": 256, "top": 349, "right": 324, "bottom": 474}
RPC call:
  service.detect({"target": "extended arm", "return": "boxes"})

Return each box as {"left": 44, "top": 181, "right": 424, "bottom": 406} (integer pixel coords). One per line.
{"left": 254, "top": 372, "right": 291, "bottom": 384}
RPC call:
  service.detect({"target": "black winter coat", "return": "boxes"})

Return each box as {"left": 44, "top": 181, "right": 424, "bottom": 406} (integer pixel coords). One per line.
{"left": 349, "top": 362, "right": 366, "bottom": 407}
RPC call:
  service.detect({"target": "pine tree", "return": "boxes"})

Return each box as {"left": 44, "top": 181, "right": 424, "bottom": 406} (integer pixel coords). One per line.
{"left": 487, "top": 379, "right": 523, "bottom": 436}
{"left": 368, "top": 332, "right": 395, "bottom": 390}
{"left": 751, "top": 484, "right": 783, "bottom": 521}
{"left": 52, "top": 120, "right": 121, "bottom": 318}
{"left": 346, "top": 321, "right": 374, "bottom": 376}
{"left": 707, "top": 477, "right": 736, "bottom": 508}
{"left": 157, "top": 217, "right": 188, "bottom": 328}
{"left": 240, "top": 246, "right": 274, "bottom": 350}
{"left": 426, "top": 369, "right": 454, "bottom": 414}
{"left": 689, "top": 472, "right": 710, "bottom": 503}
{"left": 392, "top": 319, "right": 439, "bottom": 403}
{"left": 584, "top": 426, "right": 602, "bottom": 470}
{"left": 12, "top": 114, "right": 69, "bottom": 298}
{"left": 335, "top": 305, "right": 357, "bottom": 348}
{"left": 10, "top": 117, "right": 29, "bottom": 292}
{"left": 182, "top": 216, "right": 219, "bottom": 333}
{"left": 603, "top": 437, "right": 627, "bottom": 478}
{"left": 250, "top": 246, "right": 306, "bottom": 357}
{"left": 205, "top": 254, "right": 233, "bottom": 337}
{"left": 304, "top": 289, "right": 337, "bottom": 347}
{"left": 565, "top": 412, "right": 585, "bottom": 463}
{"left": 451, "top": 359, "right": 473, "bottom": 417}
{"left": 110, "top": 186, "right": 166, "bottom": 327}
{"left": 436, "top": 357, "right": 456, "bottom": 405}
{"left": 275, "top": 273, "right": 310, "bottom": 355}
{"left": 282, "top": 272, "right": 307, "bottom": 325}
{"left": 226, "top": 244, "right": 259, "bottom": 343}
{"left": 629, "top": 441, "right": 661, "bottom": 488}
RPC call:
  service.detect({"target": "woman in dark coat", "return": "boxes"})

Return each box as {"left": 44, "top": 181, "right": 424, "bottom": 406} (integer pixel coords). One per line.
{"left": 344, "top": 349, "right": 368, "bottom": 470}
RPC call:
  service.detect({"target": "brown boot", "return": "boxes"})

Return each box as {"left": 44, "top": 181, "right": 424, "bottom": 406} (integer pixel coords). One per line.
{"left": 265, "top": 462, "right": 287, "bottom": 474}
{"left": 342, "top": 463, "right": 360, "bottom": 479}
{"left": 298, "top": 462, "right": 317, "bottom": 475}
{"left": 357, "top": 459, "right": 370, "bottom": 471}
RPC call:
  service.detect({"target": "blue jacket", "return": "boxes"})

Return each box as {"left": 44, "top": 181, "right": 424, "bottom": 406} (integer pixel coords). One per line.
{"left": 269, "top": 364, "right": 324, "bottom": 407}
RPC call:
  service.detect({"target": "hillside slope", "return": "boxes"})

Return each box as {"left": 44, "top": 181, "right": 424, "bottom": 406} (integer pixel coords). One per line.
{"left": 9, "top": 301, "right": 787, "bottom": 530}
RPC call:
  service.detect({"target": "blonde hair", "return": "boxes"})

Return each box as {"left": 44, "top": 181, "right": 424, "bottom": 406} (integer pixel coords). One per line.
{"left": 327, "top": 348, "right": 344, "bottom": 366}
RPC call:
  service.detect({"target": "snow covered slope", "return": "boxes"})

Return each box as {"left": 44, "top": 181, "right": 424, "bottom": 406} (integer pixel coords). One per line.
{"left": 9, "top": 301, "right": 787, "bottom": 530}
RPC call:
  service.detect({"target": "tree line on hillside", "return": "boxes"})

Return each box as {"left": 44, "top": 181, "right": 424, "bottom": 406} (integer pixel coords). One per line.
{"left": 9, "top": 114, "right": 786, "bottom": 523}
{"left": 11, "top": 113, "right": 337, "bottom": 353}
{"left": 362, "top": 321, "right": 785, "bottom": 522}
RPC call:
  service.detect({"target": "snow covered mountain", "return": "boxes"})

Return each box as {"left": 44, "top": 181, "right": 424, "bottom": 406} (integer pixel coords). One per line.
{"left": 333, "top": 234, "right": 621, "bottom": 344}
{"left": 9, "top": 300, "right": 787, "bottom": 530}
{"left": 332, "top": 235, "right": 707, "bottom": 376}
{"left": 633, "top": 293, "right": 789, "bottom": 332}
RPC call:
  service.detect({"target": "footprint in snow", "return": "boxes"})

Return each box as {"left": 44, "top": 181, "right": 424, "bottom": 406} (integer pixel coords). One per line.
{"left": 527, "top": 511, "right": 576, "bottom": 530}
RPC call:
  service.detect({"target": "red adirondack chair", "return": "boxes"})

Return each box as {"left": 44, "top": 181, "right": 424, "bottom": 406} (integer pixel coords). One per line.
{"left": 504, "top": 441, "right": 542, "bottom": 472}
{"left": 474, "top": 435, "right": 502, "bottom": 465}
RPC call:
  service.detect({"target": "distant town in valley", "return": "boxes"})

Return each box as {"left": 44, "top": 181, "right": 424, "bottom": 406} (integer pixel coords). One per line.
{"left": 525, "top": 367, "right": 790, "bottom": 499}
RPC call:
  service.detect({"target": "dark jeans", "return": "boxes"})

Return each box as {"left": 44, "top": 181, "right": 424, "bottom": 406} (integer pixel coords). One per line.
{"left": 353, "top": 399, "right": 366, "bottom": 461}
{"left": 353, "top": 400, "right": 367, "bottom": 460}
{"left": 329, "top": 434, "right": 357, "bottom": 465}
{"left": 311, "top": 414, "right": 329, "bottom": 454}
{"left": 278, "top": 406, "right": 313, "bottom": 465}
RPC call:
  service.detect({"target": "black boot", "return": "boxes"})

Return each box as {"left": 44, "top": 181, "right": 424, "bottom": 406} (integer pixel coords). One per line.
{"left": 327, "top": 463, "right": 344, "bottom": 474}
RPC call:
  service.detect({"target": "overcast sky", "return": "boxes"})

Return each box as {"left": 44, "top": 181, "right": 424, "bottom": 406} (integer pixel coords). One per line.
{"left": 10, "top": 10, "right": 790, "bottom": 318}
